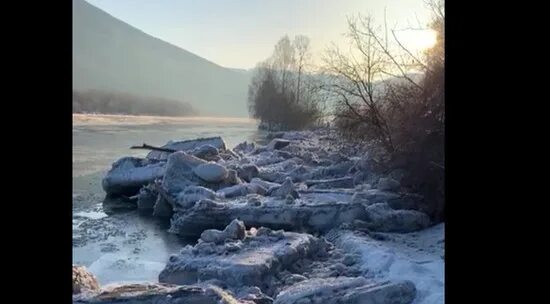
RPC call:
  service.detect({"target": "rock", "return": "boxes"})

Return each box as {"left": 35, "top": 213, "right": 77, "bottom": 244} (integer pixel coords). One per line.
{"left": 237, "top": 165, "right": 260, "bottom": 182}
{"left": 160, "top": 228, "right": 325, "bottom": 288}
{"left": 268, "top": 177, "right": 299, "bottom": 199}
{"left": 267, "top": 139, "right": 291, "bottom": 150}
{"left": 305, "top": 177, "right": 355, "bottom": 189}
{"left": 73, "top": 283, "right": 245, "bottom": 304}
{"left": 193, "top": 163, "right": 228, "bottom": 183}
{"left": 169, "top": 198, "right": 367, "bottom": 237}
{"left": 102, "top": 157, "right": 165, "bottom": 195}
{"left": 273, "top": 277, "right": 416, "bottom": 304}
{"left": 377, "top": 177, "right": 401, "bottom": 191}
{"left": 146, "top": 137, "right": 227, "bottom": 160}
{"left": 363, "top": 203, "right": 431, "bottom": 233}
{"left": 73, "top": 265, "right": 100, "bottom": 294}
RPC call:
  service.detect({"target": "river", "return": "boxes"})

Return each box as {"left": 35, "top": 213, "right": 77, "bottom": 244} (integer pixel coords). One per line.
{"left": 72, "top": 114, "right": 261, "bottom": 285}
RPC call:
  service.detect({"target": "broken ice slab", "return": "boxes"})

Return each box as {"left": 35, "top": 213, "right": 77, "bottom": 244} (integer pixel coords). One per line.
{"left": 159, "top": 224, "right": 327, "bottom": 290}
{"left": 169, "top": 198, "right": 367, "bottom": 237}
{"left": 102, "top": 157, "right": 165, "bottom": 196}
{"left": 273, "top": 277, "right": 416, "bottom": 304}
{"left": 73, "top": 283, "right": 248, "bottom": 304}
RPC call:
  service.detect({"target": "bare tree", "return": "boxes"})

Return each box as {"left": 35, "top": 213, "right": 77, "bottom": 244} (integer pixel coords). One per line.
{"left": 272, "top": 36, "right": 296, "bottom": 96}
{"left": 322, "top": 0, "right": 446, "bottom": 152}
{"left": 248, "top": 35, "right": 324, "bottom": 130}
{"left": 322, "top": 14, "right": 398, "bottom": 151}
{"left": 323, "top": 0, "right": 445, "bottom": 220}
{"left": 293, "top": 35, "right": 311, "bottom": 105}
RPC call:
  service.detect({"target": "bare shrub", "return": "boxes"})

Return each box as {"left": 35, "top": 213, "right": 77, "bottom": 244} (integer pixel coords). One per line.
{"left": 324, "top": 0, "right": 445, "bottom": 221}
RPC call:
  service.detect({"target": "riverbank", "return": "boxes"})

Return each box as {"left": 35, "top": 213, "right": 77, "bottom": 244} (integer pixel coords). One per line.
{"left": 74, "top": 128, "right": 444, "bottom": 304}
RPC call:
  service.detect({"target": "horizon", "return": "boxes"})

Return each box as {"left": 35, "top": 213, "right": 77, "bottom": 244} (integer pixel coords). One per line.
{"left": 84, "top": 0, "right": 436, "bottom": 70}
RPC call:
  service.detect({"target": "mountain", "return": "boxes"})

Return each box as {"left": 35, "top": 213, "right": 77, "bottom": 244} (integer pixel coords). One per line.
{"left": 72, "top": 0, "right": 251, "bottom": 117}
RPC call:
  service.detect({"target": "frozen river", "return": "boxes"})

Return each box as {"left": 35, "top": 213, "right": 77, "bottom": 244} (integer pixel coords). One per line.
{"left": 72, "top": 114, "right": 261, "bottom": 284}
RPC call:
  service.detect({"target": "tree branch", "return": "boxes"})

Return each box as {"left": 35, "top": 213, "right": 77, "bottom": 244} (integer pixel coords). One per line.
{"left": 130, "top": 143, "right": 177, "bottom": 153}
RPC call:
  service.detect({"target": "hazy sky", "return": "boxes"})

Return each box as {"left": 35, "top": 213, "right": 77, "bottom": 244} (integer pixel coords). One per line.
{"left": 85, "top": 0, "right": 435, "bottom": 70}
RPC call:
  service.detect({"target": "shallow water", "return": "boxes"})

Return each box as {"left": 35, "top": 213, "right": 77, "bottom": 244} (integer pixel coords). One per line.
{"left": 72, "top": 114, "right": 261, "bottom": 284}
{"left": 73, "top": 114, "right": 261, "bottom": 177}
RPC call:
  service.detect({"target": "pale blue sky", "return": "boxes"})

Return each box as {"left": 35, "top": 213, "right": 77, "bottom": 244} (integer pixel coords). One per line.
{"left": 85, "top": 0, "right": 434, "bottom": 69}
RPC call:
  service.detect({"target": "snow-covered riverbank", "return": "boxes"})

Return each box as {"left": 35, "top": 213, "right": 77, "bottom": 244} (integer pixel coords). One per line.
{"left": 74, "top": 128, "right": 444, "bottom": 304}
{"left": 327, "top": 224, "right": 444, "bottom": 304}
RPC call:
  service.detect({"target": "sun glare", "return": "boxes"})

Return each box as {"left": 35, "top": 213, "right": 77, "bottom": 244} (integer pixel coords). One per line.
{"left": 396, "top": 29, "right": 437, "bottom": 52}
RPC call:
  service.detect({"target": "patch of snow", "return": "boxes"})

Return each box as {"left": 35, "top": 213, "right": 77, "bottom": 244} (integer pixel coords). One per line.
{"left": 73, "top": 211, "right": 108, "bottom": 220}
{"left": 328, "top": 224, "right": 444, "bottom": 304}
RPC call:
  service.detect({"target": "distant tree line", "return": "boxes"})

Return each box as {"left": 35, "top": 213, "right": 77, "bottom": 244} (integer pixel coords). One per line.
{"left": 73, "top": 90, "right": 197, "bottom": 116}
